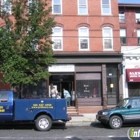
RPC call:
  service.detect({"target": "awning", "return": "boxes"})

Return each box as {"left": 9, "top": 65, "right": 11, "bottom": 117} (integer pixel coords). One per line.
{"left": 126, "top": 69, "right": 140, "bottom": 82}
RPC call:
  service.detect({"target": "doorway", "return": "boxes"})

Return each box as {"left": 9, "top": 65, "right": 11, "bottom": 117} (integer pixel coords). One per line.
{"left": 49, "top": 74, "right": 75, "bottom": 106}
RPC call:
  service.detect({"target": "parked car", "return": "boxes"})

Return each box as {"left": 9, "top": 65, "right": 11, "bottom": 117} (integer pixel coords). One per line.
{"left": 96, "top": 96, "right": 140, "bottom": 129}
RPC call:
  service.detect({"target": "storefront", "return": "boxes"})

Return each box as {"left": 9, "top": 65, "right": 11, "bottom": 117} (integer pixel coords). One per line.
{"left": 47, "top": 53, "right": 123, "bottom": 108}
{"left": 122, "top": 46, "right": 140, "bottom": 98}
{"left": 126, "top": 68, "right": 140, "bottom": 97}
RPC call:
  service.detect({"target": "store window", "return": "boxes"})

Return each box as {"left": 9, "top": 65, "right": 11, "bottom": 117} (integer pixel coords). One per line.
{"left": 21, "top": 80, "right": 48, "bottom": 98}
{"left": 128, "top": 83, "right": 140, "bottom": 97}
{"left": 76, "top": 73, "right": 101, "bottom": 98}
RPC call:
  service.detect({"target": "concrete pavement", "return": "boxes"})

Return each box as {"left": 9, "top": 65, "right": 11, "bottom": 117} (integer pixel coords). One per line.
{"left": 66, "top": 113, "right": 97, "bottom": 126}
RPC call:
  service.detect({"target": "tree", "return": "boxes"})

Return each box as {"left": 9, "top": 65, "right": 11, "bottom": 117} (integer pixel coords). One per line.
{"left": 0, "top": 0, "right": 56, "bottom": 88}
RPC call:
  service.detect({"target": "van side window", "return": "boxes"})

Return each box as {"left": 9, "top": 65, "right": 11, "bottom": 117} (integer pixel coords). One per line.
{"left": 132, "top": 99, "right": 140, "bottom": 108}
{"left": 0, "top": 92, "right": 8, "bottom": 102}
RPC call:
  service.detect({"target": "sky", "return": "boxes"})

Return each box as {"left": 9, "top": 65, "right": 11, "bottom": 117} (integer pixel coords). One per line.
{"left": 118, "top": 0, "right": 140, "bottom": 4}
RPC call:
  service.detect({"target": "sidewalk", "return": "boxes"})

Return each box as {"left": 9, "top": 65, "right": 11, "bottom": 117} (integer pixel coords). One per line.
{"left": 66, "top": 113, "right": 97, "bottom": 126}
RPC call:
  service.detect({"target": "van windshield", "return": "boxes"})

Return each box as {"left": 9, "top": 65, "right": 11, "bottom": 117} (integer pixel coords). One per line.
{"left": 116, "top": 99, "right": 129, "bottom": 108}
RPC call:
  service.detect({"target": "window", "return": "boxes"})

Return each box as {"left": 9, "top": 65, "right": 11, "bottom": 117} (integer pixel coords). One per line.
{"left": 137, "top": 29, "right": 140, "bottom": 44}
{"left": 52, "top": 27, "right": 63, "bottom": 50}
{"left": 102, "top": 27, "right": 113, "bottom": 50}
{"left": 28, "top": 0, "right": 38, "bottom": 14}
{"left": 135, "top": 12, "right": 140, "bottom": 23}
{"left": 120, "top": 29, "right": 126, "bottom": 45}
{"left": 78, "top": 0, "right": 88, "bottom": 15}
{"left": 27, "top": 28, "right": 38, "bottom": 51}
{"left": 78, "top": 27, "right": 89, "bottom": 50}
{"left": 1, "top": 0, "right": 12, "bottom": 14}
{"left": 119, "top": 11, "right": 125, "bottom": 23}
{"left": 52, "top": 0, "right": 62, "bottom": 14}
{"left": 101, "top": 0, "right": 111, "bottom": 15}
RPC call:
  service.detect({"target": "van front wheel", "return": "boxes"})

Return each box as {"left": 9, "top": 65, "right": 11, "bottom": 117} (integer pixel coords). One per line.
{"left": 109, "top": 116, "right": 122, "bottom": 129}
{"left": 35, "top": 115, "right": 52, "bottom": 131}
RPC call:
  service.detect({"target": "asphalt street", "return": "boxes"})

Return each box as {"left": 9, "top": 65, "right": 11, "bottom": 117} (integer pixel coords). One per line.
{"left": 0, "top": 121, "right": 140, "bottom": 140}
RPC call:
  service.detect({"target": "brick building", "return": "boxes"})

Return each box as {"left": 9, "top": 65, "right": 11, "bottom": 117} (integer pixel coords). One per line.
{"left": 119, "top": 2, "right": 140, "bottom": 98}
{"left": 0, "top": 0, "right": 123, "bottom": 113}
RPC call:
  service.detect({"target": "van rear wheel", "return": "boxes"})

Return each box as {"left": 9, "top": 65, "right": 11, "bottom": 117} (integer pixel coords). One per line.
{"left": 35, "top": 115, "right": 52, "bottom": 131}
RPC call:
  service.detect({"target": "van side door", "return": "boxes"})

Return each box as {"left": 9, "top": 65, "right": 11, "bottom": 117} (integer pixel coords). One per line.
{"left": 0, "top": 91, "right": 13, "bottom": 121}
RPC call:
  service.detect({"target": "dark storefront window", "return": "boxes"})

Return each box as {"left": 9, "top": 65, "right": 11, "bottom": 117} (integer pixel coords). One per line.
{"left": 76, "top": 73, "right": 101, "bottom": 98}
{"left": 106, "top": 65, "right": 118, "bottom": 105}
{"left": 21, "top": 80, "right": 48, "bottom": 98}
{"left": 128, "top": 83, "right": 140, "bottom": 97}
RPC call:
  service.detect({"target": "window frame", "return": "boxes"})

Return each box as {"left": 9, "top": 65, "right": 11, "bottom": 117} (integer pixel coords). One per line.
{"left": 119, "top": 11, "right": 125, "bottom": 23}
{"left": 78, "top": 27, "right": 89, "bottom": 51}
{"left": 102, "top": 27, "right": 113, "bottom": 50}
{"left": 52, "top": 27, "right": 63, "bottom": 51}
{"left": 137, "top": 29, "right": 140, "bottom": 45}
{"left": 101, "top": 0, "right": 111, "bottom": 15}
{"left": 78, "top": 0, "right": 88, "bottom": 15}
{"left": 52, "top": 0, "right": 62, "bottom": 14}
{"left": 120, "top": 28, "right": 126, "bottom": 45}
{"left": 135, "top": 12, "right": 140, "bottom": 23}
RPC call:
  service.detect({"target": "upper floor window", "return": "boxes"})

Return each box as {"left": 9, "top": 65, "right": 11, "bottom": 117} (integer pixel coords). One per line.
{"left": 52, "top": 27, "right": 63, "bottom": 50}
{"left": 119, "top": 11, "right": 125, "bottom": 23}
{"left": 135, "top": 12, "right": 140, "bottom": 23}
{"left": 27, "top": 27, "right": 38, "bottom": 51}
{"left": 28, "top": 0, "right": 38, "bottom": 14}
{"left": 101, "top": 0, "right": 111, "bottom": 15}
{"left": 78, "top": 27, "right": 89, "bottom": 50}
{"left": 137, "top": 29, "right": 140, "bottom": 45}
{"left": 120, "top": 29, "right": 126, "bottom": 45}
{"left": 102, "top": 27, "right": 113, "bottom": 50}
{"left": 1, "top": 0, "right": 12, "bottom": 14}
{"left": 78, "top": 0, "right": 88, "bottom": 15}
{"left": 52, "top": 0, "right": 62, "bottom": 14}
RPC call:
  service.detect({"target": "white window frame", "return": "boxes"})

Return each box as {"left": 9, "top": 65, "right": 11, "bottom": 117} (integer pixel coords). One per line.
{"left": 120, "top": 29, "right": 126, "bottom": 45}
{"left": 101, "top": 0, "right": 111, "bottom": 15}
{"left": 78, "top": 0, "right": 88, "bottom": 15}
{"left": 52, "top": 0, "right": 62, "bottom": 14}
{"left": 52, "top": 27, "right": 63, "bottom": 51}
{"left": 137, "top": 29, "right": 140, "bottom": 45}
{"left": 119, "top": 11, "right": 125, "bottom": 23}
{"left": 135, "top": 12, "right": 140, "bottom": 23}
{"left": 1, "top": 0, "right": 12, "bottom": 14}
{"left": 78, "top": 27, "right": 89, "bottom": 51}
{"left": 102, "top": 27, "right": 113, "bottom": 50}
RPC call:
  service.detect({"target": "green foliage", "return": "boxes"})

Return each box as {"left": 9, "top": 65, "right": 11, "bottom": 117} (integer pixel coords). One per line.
{"left": 0, "top": 0, "right": 56, "bottom": 86}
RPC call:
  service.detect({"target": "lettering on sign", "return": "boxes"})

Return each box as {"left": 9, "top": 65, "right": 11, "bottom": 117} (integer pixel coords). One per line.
{"left": 32, "top": 104, "right": 53, "bottom": 109}
{"left": 83, "top": 85, "right": 90, "bottom": 93}
{"left": 129, "top": 72, "right": 140, "bottom": 78}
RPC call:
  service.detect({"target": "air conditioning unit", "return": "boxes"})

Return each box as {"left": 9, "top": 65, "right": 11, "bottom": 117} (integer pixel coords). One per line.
{"left": 137, "top": 19, "right": 140, "bottom": 23}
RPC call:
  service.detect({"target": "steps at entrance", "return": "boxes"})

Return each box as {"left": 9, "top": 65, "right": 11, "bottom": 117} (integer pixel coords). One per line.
{"left": 67, "top": 106, "right": 79, "bottom": 116}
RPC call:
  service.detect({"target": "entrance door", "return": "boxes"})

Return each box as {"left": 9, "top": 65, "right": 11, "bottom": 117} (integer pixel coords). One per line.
{"left": 49, "top": 74, "right": 74, "bottom": 106}
{"left": 106, "top": 65, "right": 118, "bottom": 105}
